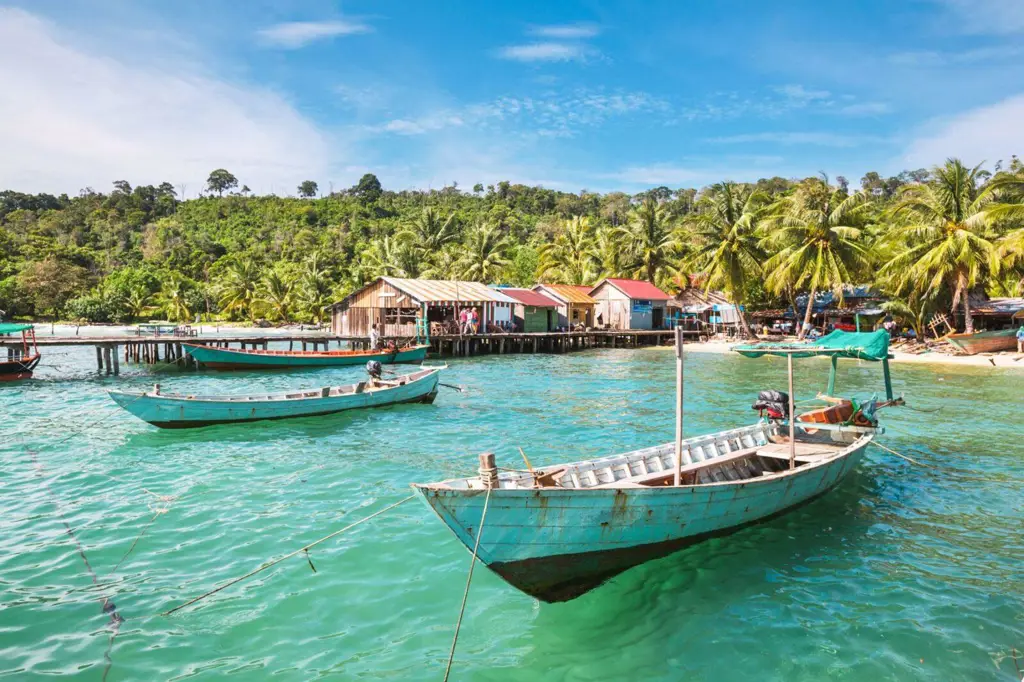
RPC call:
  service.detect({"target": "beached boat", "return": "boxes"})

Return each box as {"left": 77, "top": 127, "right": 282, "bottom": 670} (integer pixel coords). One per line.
{"left": 109, "top": 366, "right": 444, "bottom": 428}
{"left": 946, "top": 328, "right": 1017, "bottom": 355}
{"left": 414, "top": 329, "right": 899, "bottom": 602}
{"left": 0, "top": 323, "right": 41, "bottom": 381}
{"left": 182, "top": 342, "right": 430, "bottom": 370}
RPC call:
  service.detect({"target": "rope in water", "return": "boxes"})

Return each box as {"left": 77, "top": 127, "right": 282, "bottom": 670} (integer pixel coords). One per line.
{"left": 442, "top": 485, "right": 492, "bottom": 682}
{"left": 873, "top": 440, "right": 932, "bottom": 468}
{"left": 162, "top": 495, "right": 415, "bottom": 616}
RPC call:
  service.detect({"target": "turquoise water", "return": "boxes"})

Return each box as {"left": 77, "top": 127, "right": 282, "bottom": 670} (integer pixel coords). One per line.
{"left": 2, "top": 344, "right": 1022, "bottom": 681}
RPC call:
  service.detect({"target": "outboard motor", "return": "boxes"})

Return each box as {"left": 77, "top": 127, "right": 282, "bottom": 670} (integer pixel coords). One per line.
{"left": 366, "top": 360, "right": 383, "bottom": 379}
{"left": 752, "top": 390, "right": 790, "bottom": 419}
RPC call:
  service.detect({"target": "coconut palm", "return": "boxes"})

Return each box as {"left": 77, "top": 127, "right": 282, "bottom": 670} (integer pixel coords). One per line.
{"left": 882, "top": 159, "right": 1003, "bottom": 332}
{"left": 880, "top": 296, "right": 938, "bottom": 339}
{"left": 537, "top": 216, "right": 599, "bottom": 285}
{"left": 687, "top": 182, "right": 768, "bottom": 338}
{"left": 259, "top": 269, "right": 294, "bottom": 322}
{"left": 159, "top": 276, "right": 192, "bottom": 322}
{"left": 459, "top": 221, "right": 510, "bottom": 283}
{"left": 763, "top": 178, "right": 871, "bottom": 339}
{"left": 361, "top": 235, "right": 418, "bottom": 278}
{"left": 594, "top": 225, "right": 629, "bottom": 280}
{"left": 124, "top": 286, "right": 156, "bottom": 321}
{"left": 421, "top": 245, "right": 462, "bottom": 280}
{"left": 620, "top": 197, "right": 678, "bottom": 283}
{"left": 218, "top": 258, "right": 260, "bottom": 323}
{"left": 399, "top": 207, "right": 459, "bottom": 257}
{"left": 297, "top": 253, "right": 333, "bottom": 323}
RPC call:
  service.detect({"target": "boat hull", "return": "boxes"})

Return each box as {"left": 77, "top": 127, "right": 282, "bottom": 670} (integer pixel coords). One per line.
{"left": 946, "top": 329, "right": 1016, "bottom": 354}
{"left": 415, "top": 437, "right": 868, "bottom": 602}
{"left": 109, "top": 369, "right": 440, "bottom": 428}
{"left": 183, "top": 343, "right": 430, "bottom": 369}
{"left": 0, "top": 354, "right": 40, "bottom": 381}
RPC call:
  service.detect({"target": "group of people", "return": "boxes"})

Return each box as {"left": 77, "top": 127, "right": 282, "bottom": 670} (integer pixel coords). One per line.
{"left": 458, "top": 307, "right": 480, "bottom": 335}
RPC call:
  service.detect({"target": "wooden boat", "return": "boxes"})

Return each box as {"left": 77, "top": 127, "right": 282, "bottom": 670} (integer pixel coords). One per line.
{"left": 108, "top": 366, "right": 444, "bottom": 428}
{"left": 182, "top": 342, "right": 430, "bottom": 370}
{"left": 0, "top": 323, "right": 41, "bottom": 381}
{"left": 414, "top": 329, "right": 899, "bottom": 602}
{"left": 946, "top": 328, "right": 1017, "bottom": 354}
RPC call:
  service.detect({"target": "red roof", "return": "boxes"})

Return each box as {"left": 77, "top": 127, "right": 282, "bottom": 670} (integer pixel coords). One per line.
{"left": 592, "top": 278, "right": 671, "bottom": 300}
{"left": 499, "top": 288, "right": 560, "bottom": 307}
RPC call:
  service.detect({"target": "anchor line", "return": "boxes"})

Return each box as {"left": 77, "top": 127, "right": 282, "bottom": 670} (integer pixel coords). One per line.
{"left": 443, "top": 485, "right": 492, "bottom": 682}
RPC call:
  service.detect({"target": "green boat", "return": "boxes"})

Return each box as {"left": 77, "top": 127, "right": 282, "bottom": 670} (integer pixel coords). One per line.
{"left": 183, "top": 342, "right": 430, "bottom": 370}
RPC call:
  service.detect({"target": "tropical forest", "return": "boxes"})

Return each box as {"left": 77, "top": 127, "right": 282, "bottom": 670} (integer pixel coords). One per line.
{"left": 2, "top": 158, "right": 1023, "bottom": 336}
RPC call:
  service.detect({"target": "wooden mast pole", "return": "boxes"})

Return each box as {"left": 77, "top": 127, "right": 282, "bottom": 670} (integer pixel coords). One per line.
{"left": 674, "top": 325, "right": 684, "bottom": 486}
{"left": 787, "top": 353, "right": 796, "bottom": 470}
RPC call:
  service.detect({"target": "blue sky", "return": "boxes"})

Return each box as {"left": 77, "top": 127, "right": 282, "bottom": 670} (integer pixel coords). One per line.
{"left": 1, "top": 0, "right": 1023, "bottom": 195}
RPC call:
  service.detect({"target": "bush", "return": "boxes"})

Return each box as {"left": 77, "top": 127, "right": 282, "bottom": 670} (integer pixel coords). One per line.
{"left": 64, "top": 293, "right": 120, "bottom": 323}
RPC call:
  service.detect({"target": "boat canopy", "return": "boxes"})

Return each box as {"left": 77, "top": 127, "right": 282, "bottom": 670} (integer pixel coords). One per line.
{"left": 731, "top": 329, "right": 890, "bottom": 362}
{"left": 0, "top": 322, "right": 33, "bottom": 334}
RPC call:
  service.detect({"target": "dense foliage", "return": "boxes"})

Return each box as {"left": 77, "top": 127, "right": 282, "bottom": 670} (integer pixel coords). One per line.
{"left": 1, "top": 161, "right": 1022, "bottom": 334}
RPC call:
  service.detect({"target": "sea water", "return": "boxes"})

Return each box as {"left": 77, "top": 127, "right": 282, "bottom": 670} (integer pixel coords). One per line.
{"left": 1, "top": 344, "right": 1021, "bottom": 681}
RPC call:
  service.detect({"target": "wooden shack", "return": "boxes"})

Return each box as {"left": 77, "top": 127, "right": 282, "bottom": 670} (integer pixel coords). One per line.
{"left": 668, "top": 288, "right": 740, "bottom": 332}
{"left": 498, "top": 288, "right": 558, "bottom": 332}
{"left": 588, "top": 278, "right": 670, "bottom": 330}
{"left": 532, "top": 284, "right": 596, "bottom": 329}
{"left": 330, "top": 277, "right": 516, "bottom": 337}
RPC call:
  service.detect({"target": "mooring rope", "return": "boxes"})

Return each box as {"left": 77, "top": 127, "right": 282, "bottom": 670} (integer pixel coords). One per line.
{"left": 162, "top": 495, "right": 415, "bottom": 616}
{"left": 442, "top": 485, "right": 492, "bottom": 682}
{"left": 873, "top": 440, "right": 932, "bottom": 468}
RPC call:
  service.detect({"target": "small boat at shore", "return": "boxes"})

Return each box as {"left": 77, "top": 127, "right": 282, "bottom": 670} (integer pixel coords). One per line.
{"left": 0, "top": 323, "right": 41, "bottom": 381}
{"left": 109, "top": 365, "right": 445, "bottom": 428}
{"left": 414, "top": 329, "right": 900, "bottom": 602}
{"left": 946, "top": 328, "right": 1017, "bottom": 355}
{"left": 183, "top": 342, "right": 430, "bottom": 370}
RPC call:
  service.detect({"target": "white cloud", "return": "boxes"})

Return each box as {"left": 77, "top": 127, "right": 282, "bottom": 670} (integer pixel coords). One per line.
{"left": 497, "top": 42, "right": 590, "bottom": 62}
{"left": 888, "top": 45, "right": 1023, "bottom": 66}
{"left": 709, "top": 132, "right": 887, "bottom": 147}
{"left": 529, "top": 23, "right": 600, "bottom": 39}
{"left": 0, "top": 8, "right": 330, "bottom": 195}
{"left": 902, "top": 94, "right": 1024, "bottom": 167}
{"left": 257, "top": 20, "right": 370, "bottom": 49}
{"left": 776, "top": 84, "right": 832, "bottom": 103}
{"left": 837, "top": 102, "right": 891, "bottom": 116}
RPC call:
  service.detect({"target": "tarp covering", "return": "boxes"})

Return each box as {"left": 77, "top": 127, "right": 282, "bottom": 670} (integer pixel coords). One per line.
{"left": 0, "top": 322, "right": 33, "bottom": 334}
{"left": 732, "top": 329, "right": 890, "bottom": 361}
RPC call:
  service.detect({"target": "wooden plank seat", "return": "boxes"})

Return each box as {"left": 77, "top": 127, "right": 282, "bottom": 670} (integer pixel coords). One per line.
{"left": 591, "top": 446, "right": 764, "bottom": 488}
{"left": 755, "top": 442, "right": 843, "bottom": 464}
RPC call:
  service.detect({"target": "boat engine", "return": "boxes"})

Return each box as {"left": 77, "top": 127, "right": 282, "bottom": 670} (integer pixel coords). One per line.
{"left": 752, "top": 390, "right": 790, "bottom": 419}
{"left": 366, "top": 360, "right": 383, "bottom": 379}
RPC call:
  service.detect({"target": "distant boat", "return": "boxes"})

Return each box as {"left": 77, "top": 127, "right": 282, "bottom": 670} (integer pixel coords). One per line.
{"left": 182, "top": 342, "right": 430, "bottom": 370}
{"left": 414, "top": 329, "right": 900, "bottom": 602}
{"left": 109, "top": 366, "right": 444, "bottom": 428}
{"left": 946, "top": 328, "right": 1016, "bottom": 355}
{"left": 0, "top": 323, "right": 41, "bottom": 381}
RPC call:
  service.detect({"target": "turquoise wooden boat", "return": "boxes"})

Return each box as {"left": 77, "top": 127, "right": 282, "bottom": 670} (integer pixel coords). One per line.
{"left": 945, "top": 328, "right": 1016, "bottom": 354}
{"left": 415, "top": 330, "right": 899, "bottom": 602}
{"left": 109, "top": 366, "right": 443, "bottom": 429}
{"left": 183, "top": 342, "right": 430, "bottom": 370}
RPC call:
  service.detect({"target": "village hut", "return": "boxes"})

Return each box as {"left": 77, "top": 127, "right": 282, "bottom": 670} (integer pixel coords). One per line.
{"left": 588, "top": 278, "right": 671, "bottom": 330}
{"left": 668, "top": 288, "right": 740, "bottom": 332}
{"left": 330, "top": 277, "right": 516, "bottom": 337}
{"left": 967, "top": 295, "right": 1024, "bottom": 330}
{"left": 497, "top": 288, "right": 559, "bottom": 332}
{"left": 532, "top": 284, "right": 597, "bottom": 329}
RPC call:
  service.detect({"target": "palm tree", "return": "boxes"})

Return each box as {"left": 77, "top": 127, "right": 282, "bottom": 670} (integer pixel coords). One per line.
{"left": 880, "top": 296, "right": 937, "bottom": 339}
{"left": 594, "top": 225, "right": 629, "bottom": 280}
{"left": 620, "top": 197, "right": 678, "bottom": 283}
{"left": 459, "top": 221, "right": 510, "bottom": 283}
{"left": 218, "top": 258, "right": 261, "bottom": 323}
{"left": 399, "top": 207, "right": 459, "bottom": 258}
{"left": 687, "top": 182, "right": 768, "bottom": 338}
{"left": 361, "top": 236, "right": 418, "bottom": 278}
{"left": 259, "top": 270, "right": 294, "bottom": 322}
{"left": 124, "top": 286, "right": 155, "bottom": 321}
{"left": 159, "top": 277, "right": 192, "bottom": 322}
{"left": 763, "top": 178, "right": 871, "bottom": 339}
{"left": 537, "top": 216, "right": 599, "bottom": 285}
{"left": 298, "top": 253, "right": 334, "bottom": 323}
{"left": 421, "top": 245, "right": 461, "bottom": 279}
{"left": 882, "top": 159, "right": 1003, "bottom": 332}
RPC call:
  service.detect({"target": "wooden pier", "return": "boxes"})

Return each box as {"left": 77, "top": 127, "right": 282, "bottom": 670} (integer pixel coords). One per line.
{"left": 0, "top": 329, "right": 701, "bottom": 375}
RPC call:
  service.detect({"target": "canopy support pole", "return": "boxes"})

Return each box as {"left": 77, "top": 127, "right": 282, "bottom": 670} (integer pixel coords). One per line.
{"left": 882, "top": 357, "right": 893, "bottom": 401}
{"left": 787, "top": 354, "right": 796, "bottom": 470}
{"left": 674, "top": 326, "right": 684, "bottom": 486}
{"left": 827, "top": 355, "right": 838, "bottom": 396}
{"left": 855, "top": 313, "right": 861, "bottom": 333}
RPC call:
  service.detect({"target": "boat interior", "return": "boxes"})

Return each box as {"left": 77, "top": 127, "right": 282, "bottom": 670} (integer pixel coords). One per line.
{"left": 140, "top": 367, "right": 441, "bottom": 402}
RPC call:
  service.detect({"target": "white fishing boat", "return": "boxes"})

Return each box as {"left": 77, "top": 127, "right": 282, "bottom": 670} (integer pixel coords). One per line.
{"left": 109, "top": 365, "right": 445, "bottom": 429}
{"left": 414, "top": 330, "right": 901, "bottom": 602}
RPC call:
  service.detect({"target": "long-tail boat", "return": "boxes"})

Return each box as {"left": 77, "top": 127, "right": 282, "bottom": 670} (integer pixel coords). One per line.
{"left": 109, "top": 365, "right": 445, "bottom": 428}
{"left": 182, "top": 341, "right": 430, "bottom": 370}
{"left": 414, "top": 329, "right": 901, "bottom": 602}
{"left": 946, "top": 328, "right": 1017, "bottom": 354}
{"left": 0, "top": 323, "right": 41, "bottom": 381}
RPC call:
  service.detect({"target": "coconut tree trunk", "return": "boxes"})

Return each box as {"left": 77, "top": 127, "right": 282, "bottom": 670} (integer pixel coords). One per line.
{"left": 797, "top": 285, "right": 817, "bottom": 340}
{"left": 734, "top": 297, "right": 756, "bottom": 339}
{"left": 963, "top": 290, "right": 974, "bottom": 334}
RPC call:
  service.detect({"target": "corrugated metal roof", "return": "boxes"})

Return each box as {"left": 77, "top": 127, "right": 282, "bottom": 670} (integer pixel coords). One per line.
{"left": 381, "top": 277, "right": 516, "bottom": 304}
{"left": 534, "top": 284, "right": 597, "bottom": 304}
{"left": 593, "top": 278, "right": 671, "bottom": 300}
{"left": 499, "top": 288, "right": 559, "bottom": 307}
{"left": 972, "top": 297, "right": 1024, "bottom": 315}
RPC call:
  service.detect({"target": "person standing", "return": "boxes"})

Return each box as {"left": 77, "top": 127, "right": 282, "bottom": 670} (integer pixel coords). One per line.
{"left": 459, "top": 308, "right": 468, "bottom": 334}
{"left": 1016, "top": 323, "right": 1024, "bottom": 353}
{"left": 369, "top": 322, "right": 380, "bottom": 350}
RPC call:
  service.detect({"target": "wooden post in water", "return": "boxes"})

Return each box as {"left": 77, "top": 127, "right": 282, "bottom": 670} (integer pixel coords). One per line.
{"left": 112, "top": 345, "right": 120, "bottom": 375}
{"left": 95, "top": 346, "right": 103, "bottom": 372}
{"left": 787, "top": 353, "right": 796, "bottom": 470}
{"left": 674, "top": 326, "right": 684, "bottom": 487}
